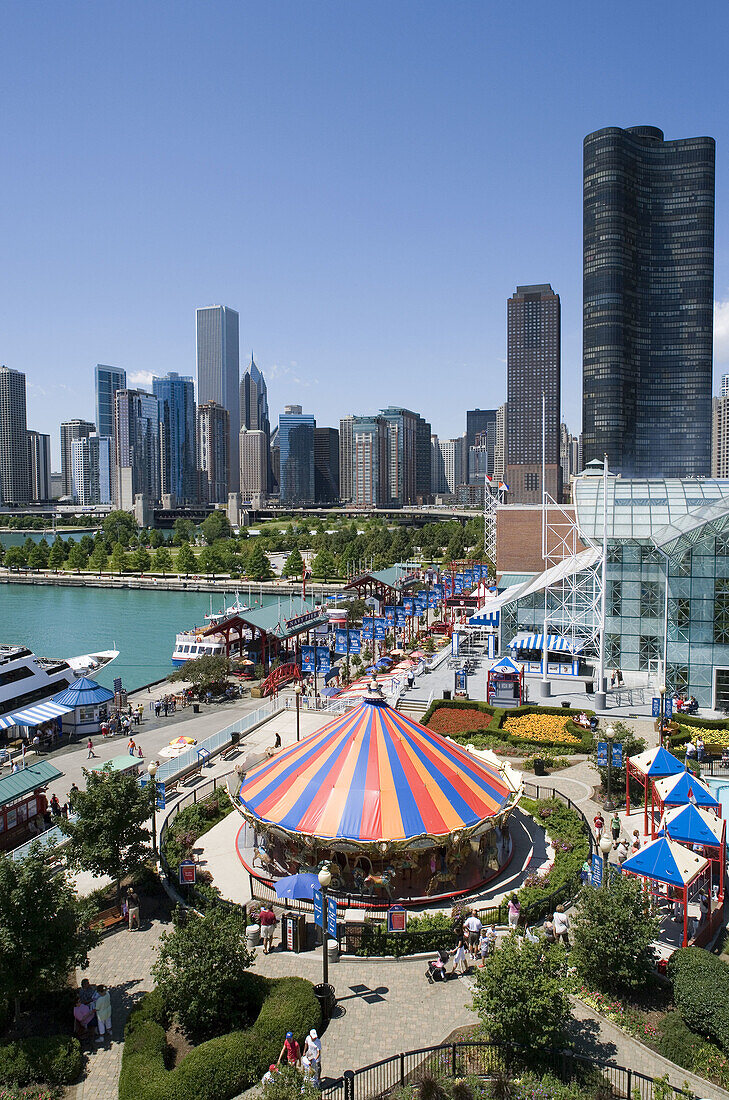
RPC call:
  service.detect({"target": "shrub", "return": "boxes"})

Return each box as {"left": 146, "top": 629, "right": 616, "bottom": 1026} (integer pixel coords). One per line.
{"left": 354, "top": 911, "right": 454, "bottom": 957}
{"left": 0, "top": 1036, "right": 82, "bottom": 1087}
{"left": 657, "top": 1011, "right": 707, "bottom": 1070}
{"left": 421, "top": 700, "right": 594, "bottom": 752}
{"left": 668, "top": 947, "right": 729, "bottom": 1054}
{"left": 119, "top": 976, "right": 320, "bottom": 1100}
{"left": 516, "top": 798, "right": 590, "bottom": 921}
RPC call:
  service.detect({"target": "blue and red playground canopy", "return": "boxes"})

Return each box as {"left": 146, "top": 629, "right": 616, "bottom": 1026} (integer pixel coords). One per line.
{"left": 238, "top": 690, "right": 514, "bottom": 844}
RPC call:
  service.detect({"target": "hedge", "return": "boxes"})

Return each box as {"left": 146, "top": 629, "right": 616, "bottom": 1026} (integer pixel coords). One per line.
{"left": 421, "top": 700, "right": 595, "bottom": 752}
{"left": 0, "top": 1036, "right": 81, "bottom": 1087}
{"left": 668, "top": 947, "right": 729, "bottom": 1055}
{"left": 515, "top": 797, "right": 591, "bottom": 920}
{"left": 119, "top": 975, "right": 321, "bottom": 1100}
{"left": 353, "top": 911, "right": 453, "bottom": 957}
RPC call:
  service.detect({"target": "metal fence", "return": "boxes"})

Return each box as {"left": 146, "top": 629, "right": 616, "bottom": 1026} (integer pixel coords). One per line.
{"left": 323, "top": 1041, "right": 695, "bottom": 1100}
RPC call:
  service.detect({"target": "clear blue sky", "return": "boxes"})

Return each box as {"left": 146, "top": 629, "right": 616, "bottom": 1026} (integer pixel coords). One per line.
{"left": 2, "top": 0, "right": 728, "bottom": 465}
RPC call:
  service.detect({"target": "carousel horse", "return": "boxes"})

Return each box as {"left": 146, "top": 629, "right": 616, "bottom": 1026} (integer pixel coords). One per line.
{"left": 363, "top": 866, "right": 397, "bottom": 899}
{"left": 253, "top": 846, "right": 275, "bottom": 872}
{"left": 426, "top": 869, "right": 457, "bottom": 896}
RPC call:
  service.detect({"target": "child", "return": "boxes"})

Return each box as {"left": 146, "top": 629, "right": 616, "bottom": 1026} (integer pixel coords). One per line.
{"left": 478, "top": 928, "right": 489, "bottom": 967}
{"left": 453, "top": 938, "right": 467, "bottom": 975}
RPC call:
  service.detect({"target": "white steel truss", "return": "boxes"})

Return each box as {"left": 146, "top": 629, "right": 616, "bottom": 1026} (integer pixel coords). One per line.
{"left": 541, "top": 491, "right": 604, "bottom": 659}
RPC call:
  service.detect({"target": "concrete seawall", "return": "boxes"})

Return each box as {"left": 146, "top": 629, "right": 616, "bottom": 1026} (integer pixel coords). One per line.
{"left": 0, "top": 571, "right": 344, "bottom": 597}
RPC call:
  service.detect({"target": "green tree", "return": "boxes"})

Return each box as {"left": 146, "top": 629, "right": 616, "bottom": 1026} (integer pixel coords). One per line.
{"left": 200, "top": 510, "right": 232, "bottom": 545}
{"left": 27, "top": 544, "right": 47, "bottom": 570}
{"left": 446, "top": 531, "right": 465, "bottom": 562}
{"left": 592, "top": 720, "right": 645, "bottom": 805}
{"left": 148, "top": 529, "right": 163, "bottom": 548}
{"left": 312, "top": 549, "right": 337, "bottom": 580}
{"left": 110, "top": 541, "right": 128, "bottom": 574}
{"left": 198, "top": 545, "right": 224, "bottom": 576}
{"left": 66, "top": 543, "right": 88, "bottom": 572}
{"left": 0, "top": 851, "right": 98, "bottom": 1023}
{"left": 4, "top": 546, "right": 27, "bottom": 570}
{"left": 152, "top": 906, "right": 254, "bottom": 1040}
{"left": 152, "top": 546, "right": 173, "bottom": 574}
{"left": 169, "top": 654, "right": 230, "bottom": 693}
{"left": 60, "top": 766, "right": 152, "bottom": 904}
{"left": 175, "top": 541, "right": 197, "bottom": 575}
{"left": 472, "top": 933, "right": 570, "bottom": 1053}
{"left": 102, "top": 509, "right": 138, "bottom": 547}
{"left": 89, "top": 542, "right": 108, "bottom": 574}
{"left": 246, "top": 541, "right": 273, "bottom": 581}
{"left": 173, "top": 517, "right": 197, "bottom": 545}
{"left": 571, "top": 875, "right": 659, "bottom": 996}
{"left": 48, "top": 537, "right": 66, "bottom": 571}
{"left": 283, "top": 548, "right": 304, "bottom": 577}
{"left": 131, "top": 547, "right": 151, "bottom": 573}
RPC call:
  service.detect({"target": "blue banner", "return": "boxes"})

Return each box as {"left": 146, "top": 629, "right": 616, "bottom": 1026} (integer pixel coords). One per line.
{"left": 415, "top": 592, "right": 428, "bottom": 610}
{"left": 348, "top": 630, "right": 361, "bottom": 654}
{"left": 454, "top": 574, "right": 464, "bottom": 594}
{"left": 433, "top": 583, "right": 444, "bottom": 602}
{"left": 473, "top": 563, "right": 482, "bottom": 581}
{"left": 362, "top": 616, "right": 374, "bottom": 639}
{"left": 335, "top": 630, "right": 348, "bottom": 655}
{"left": 396, "top": 606, "right": 407, "bottom": 625}
{"left": 374, "top": 617, "right": 387, "bottom": 640}
{"left": 384, "top": 605, "right": 395, "bottom": 623}
{"left": 463, "top": 570, "right": 473, "bottom": 588}
{"left": 651, "top": 697, "right": 660, "bottom": 718}
{"left": 428, "top": 592, "right": 439, "bottom": 609}
{"left": 301, "top": 645, "right": 315, "bottom": 672}
{"left": 317, "top": 646, "right": 330, "bottom": 672}
{"left": 665, "top": 697, "right": 673, "bottom": 718}
{"left": 591, "top": 853, "right": 603, "bottom": 887}
{"left": 596, "top": 741, "right": 608, "bottom": 766}
{"left": 403, "top": 597, "right": 414, "bottom": 615}
{"left": 612, "top": 744, "right": 623, "bottom": 767}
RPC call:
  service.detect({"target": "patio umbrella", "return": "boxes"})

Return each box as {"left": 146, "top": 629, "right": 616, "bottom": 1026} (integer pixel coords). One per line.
{"left": 169, "top": 736, "right": 196, "bottom": 747}
{"left": 273, "top": 872, "right": 321, "bottom": 901}
{"left": 365, "top": 665, "right": 377, "bottom": 674}
{"left": 376, "top": 658, "right": 393, "bottom": 670}
{"left": 158, "top": 743, "right": 189, "bottom": 758}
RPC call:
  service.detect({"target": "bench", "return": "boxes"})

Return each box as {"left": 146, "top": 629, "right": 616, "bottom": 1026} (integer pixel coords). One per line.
{"left": 89, "top": 905, "right": 125, "bottom": 933}
{"left": 181, "top": 767, "right": 203, "bottom": 786}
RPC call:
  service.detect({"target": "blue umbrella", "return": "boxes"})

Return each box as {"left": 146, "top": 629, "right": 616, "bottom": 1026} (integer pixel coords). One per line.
{"left": 274, "top": 872, "right": 320, "bottom": 901}
{"left": 376, "top": 657, "right": 393, "bottom": 669}
{"left": 365, "top": 665, "right": 377, "bottom": 674}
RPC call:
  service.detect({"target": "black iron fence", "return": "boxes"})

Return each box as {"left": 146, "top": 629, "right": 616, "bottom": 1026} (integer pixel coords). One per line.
{"left": 323, "top": 1041, "right": 695, "bottom": 1100}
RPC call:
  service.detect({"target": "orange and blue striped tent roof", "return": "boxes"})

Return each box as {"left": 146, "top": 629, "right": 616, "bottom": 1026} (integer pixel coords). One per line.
{"left": 238, "top": 694, "right": 512, "bottom": 843}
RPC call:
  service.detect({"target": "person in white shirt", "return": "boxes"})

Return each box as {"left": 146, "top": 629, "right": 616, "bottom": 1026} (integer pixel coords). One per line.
{"left": 453, "top": 938, "right": 468, "bottom": 974}
{"left": 303, "top": 1029, "right": 322, "bottom": 1084}
{"left": 553, "top": 905, "right": 570, "bottom": 945}
{"left": 463, "top": 912, "right": 483, "bottom": 957}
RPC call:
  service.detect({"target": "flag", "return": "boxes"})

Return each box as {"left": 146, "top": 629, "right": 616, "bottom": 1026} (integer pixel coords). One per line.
{"left": 498, "top": 481, "right": 509, "bottom": 491}
{"left": 484, "top": 474, "right": 492, "bottom": 482}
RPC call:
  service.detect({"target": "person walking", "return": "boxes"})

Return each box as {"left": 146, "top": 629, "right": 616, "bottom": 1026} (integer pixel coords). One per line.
{"left": 127, "top": 888, "right": 140, "bottom": 931}
{"left": 94, "top": 984, "right": 112, "bottom": 1043}
{"left": 127, "top": 738, "right": 136, "bottom": 757}
{"left": 278, "top": 1031, "right": 301, "bottom": 1067}
{"left": 507, "top": 894, "right": 521, "bottom": 929}
{"left": 593, "top": 812, "right": 605, "bottom": 839}
{"left": 259, "top": 904, "right": 278, "bottom": 955}
{"left": 303, "top": 1029, "right": 322, "bottom": 1085}
{"left": 553, "top": 905, "right": 570, "bottom": 945}
{"left": 452, "top": 937, "right": 467, "bottom": 974}
{"left": 87, "top": 738, "right": 97, "bottom": 759}
{"left": 610, "top": 813, "right": 621, "bottom": 846}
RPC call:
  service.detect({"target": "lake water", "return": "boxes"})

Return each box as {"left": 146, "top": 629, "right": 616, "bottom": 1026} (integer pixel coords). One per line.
{"left": 0, "top": 584, "right": 276, "bottom": 691}
{"left": 0, "top": 530, "right": 95, "bottom": 547}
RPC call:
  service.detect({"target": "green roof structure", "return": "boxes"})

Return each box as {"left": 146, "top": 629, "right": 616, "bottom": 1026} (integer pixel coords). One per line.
{"left": 203, "top": 596, "right": 328, "bottom": 641}
{"left": 0, "top": 761, "right": 63, "bottom": 807}
{"left": 90, "top": 755, "right": 143, "bottom": 775}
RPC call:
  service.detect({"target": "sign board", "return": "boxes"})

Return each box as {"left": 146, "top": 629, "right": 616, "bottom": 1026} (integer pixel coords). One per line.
{"left": 612, "top": 744, "right": 623, "bottom": 768}
{"left": 362, "top": 617, "right": 374, "bottom": 639}
{"left": 387, "top": 905, "right": 407, "bottom": 933}
{"left": 652, "top": 696, "right": 674, "bottom": 719}
{"left": 665, "top": 697, "right": 673, "bottom": 718}
{"left": 179, "top": 859, "right": 196, "bottom": 885}
{"left": 316, "top": 646, "right": 330, "bottom": 671}
{"left": 284, "top": 610, "right": 322, "bottom": 632}
{"left": 313, "top": 888, "right": 323, "bottom": 927}
{"left": 403, "top": 598, "right": 414, "bottom": 615}
{"left": 384, "top": 606, "right": 395, "bottom": 623}
{"left": 335, "top": 630, "right": 348, "bottom": 655}
{"left": 155, "top": 783, "right": 166, "bottom": 810}
{"left": 312, "top": 890, "right": 337, "bottom": 937}
{"left": 591, "top": 853, "right": 603, "bottom": 887}
{"left": 301, "top": 646, "right": 315, "bottom": 672}
{"left": 596, "top": 742, "right": 608, "bottom": 767}
{"left": 286, "top": 918, "right": 295, "bottom": 951}
{"left": 652, "top": 697, "right": 660, "bottom": 718}
{"left": 113, "top": 677, "right": 123, "bottom": 694}
{"left": 374, "top": 617, "right": 387, "bottom": 640}
{"left": 455, "top": 669, "right": 468, "bottom": 694}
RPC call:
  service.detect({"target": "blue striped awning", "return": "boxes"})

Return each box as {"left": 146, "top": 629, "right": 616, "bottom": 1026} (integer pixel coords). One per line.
{"left": 508, "top": 633, "right": 585, "bottom": 655}
{"left": 0, "top": 699, "right": 72, "bottom": 731}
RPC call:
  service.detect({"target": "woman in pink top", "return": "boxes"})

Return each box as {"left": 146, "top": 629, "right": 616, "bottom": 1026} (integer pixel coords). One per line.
{"left": 507, "top": 896, "right": 521, "bottom": 928}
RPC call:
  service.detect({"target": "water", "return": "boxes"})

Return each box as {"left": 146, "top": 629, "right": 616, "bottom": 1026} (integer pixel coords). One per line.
{"left": 0, "top": 530, "right": 93, "bottom": 548}
{"left": 705, "top": 778, "right": 729, "bottom": 819}
{"left": 0, "top": 584, "right": 276, "bottom": 691}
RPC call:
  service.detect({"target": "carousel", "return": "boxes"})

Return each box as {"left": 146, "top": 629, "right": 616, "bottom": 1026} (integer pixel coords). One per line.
{"left": 235, "top": 682, "right": 522, "bottom": 903}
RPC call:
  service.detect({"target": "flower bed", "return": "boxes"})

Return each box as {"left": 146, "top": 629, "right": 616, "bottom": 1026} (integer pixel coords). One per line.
{"left": 502, "top": 715, "right": 582, "bottom": 746}
{"left": 421, "top": 701, "right": 594, "bottom": 752}
{"left": 574, "top": 986, "right": 659, "bottom": 1044}
{"left": 426, "top": 708, "right": 498, "bottom": 736}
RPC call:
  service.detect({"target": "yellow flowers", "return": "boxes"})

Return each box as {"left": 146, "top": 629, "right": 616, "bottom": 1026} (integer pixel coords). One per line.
{"left": 692, "top": 727, "right": 729, "bottom": 748}
{"left": 502, "top": 714, "right": 583, "bottom": 746}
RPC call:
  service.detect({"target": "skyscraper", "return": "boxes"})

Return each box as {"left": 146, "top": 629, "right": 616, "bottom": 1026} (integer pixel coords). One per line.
{"left": 314, "top": 427, "right": 340, "bottom": 503}
{"left": 352, "top": 417, "right": 389, "bottom": 506}
{"left": 113, "top": 390, "right": 160, "bottom": 509}
{"left": 583, "top": 125, "right": 715, "bottom": 477}
{"left": 278, "top": 410, "right": 316, "bottom": 504}
{"left": 438, "top": 437, "right": 466, "bottom": 494}
{"left": 414, "top": 414, "right": 432, "bottom": 504}
{"left": 95, "top": 365, "right": 127, "bottom": 439}
{"left": 197, "top": 401, "right": 229, "bottom": 505}
{"left": 506, "top": 284, "right": 561, "bottom": 503}
{"left": 494, "top": 403, "right": 507, "bottom": 481}
{"left": 722, "top": 374, "right": 729, "bottom": 399}
{"left": 60, "top": 419, "right": 95, "bottom": 498}
{"left": 431, "top": 434, "right": 448, "bottom": 495}
{"left": 239, "top": 429, "right": 268, "bottom": 500}
{"left": 240, "top": 355, "right": 271, "bottom": 489}
{"left": 339, "top": 415, "right": 355, "bottom": 502}
{"left": 379, "top": 407, "right": 418, "bottom": 506}
{"left": 152, "top": 373, "right": 196, "bottom": 504}
{"left": 0, "top": 366, "right": 29, "bottom": 505}
{"left": 196, "top": 305, "right": 240, "bottom": 492}
{"left": 72, "top": 434, "right": 112, "bottom": 505}
{"left": 466, "top": 409, "right": 497, "bottom": 482}
{"left": 27, "top": 430, "right": 50, "bottom": 502}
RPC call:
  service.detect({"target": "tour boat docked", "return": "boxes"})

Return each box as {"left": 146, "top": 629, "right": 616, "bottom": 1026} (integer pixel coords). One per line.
{"left": 204, "top": 592, "right": 249, "bottom": 626}
{"left": 0, "top": 644, "right": 115, "bottom": 732}
{"left": 171, "top": 629, "right": 227, "bottom": 666}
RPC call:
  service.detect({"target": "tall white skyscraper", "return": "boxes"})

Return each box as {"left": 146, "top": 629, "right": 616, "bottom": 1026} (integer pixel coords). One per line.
{"left": 60, "top": 419, "right": 95, "bottom": 498}
{"left": 72, "top": 434, "right": 112, "bottom": 505}
{"left": 196, "top": 306, "right": 240, "bottom": 492}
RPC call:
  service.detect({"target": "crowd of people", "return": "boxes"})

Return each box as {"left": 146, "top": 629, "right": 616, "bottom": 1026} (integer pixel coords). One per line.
{"left": 266, "top": 1027, "right": 323, "bottom": 1087}
{"left": 73, "top": 978, "right": 113, "bottom": 1045}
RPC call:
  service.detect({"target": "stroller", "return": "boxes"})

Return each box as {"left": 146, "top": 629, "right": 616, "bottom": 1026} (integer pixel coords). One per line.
{"left": 426, "top": 948, "right": 450, "bottom": 983}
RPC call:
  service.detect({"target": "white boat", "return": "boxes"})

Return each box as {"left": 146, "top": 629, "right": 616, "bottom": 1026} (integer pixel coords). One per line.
{"left": 64, "top": 649, "right": 119, "bottom": 675}
{"left": 172, "top": 629, "right": 227, "bottom": 666}
{"left": 0, "top": 645, "right": 77, "bottom": 724}
{"left": 204, "top": 592, "right": 249, "bottom": 626}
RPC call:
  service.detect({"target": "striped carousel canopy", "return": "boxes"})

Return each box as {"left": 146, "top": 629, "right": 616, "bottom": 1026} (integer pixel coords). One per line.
{"left": 238, "top": 688, "right": 513, "bottom": 844}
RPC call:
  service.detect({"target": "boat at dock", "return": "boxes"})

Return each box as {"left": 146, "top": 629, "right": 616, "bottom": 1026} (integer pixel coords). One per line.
{"left": 171, "top": 628, "right": 228, "bottom": 666}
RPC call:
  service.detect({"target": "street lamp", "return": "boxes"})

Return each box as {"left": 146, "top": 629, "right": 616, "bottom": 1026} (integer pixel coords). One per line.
{"left": 294, "top": 681, "right": 303, "bottom": 742}
{"left": 604, "top": 724, "right": 616, "bottom": 811}
{"left": 147, "top": 760, "right": 159, "bottom": 856}
{"left": 659, "top": 684, "right": 667, "bottom": 746}
{"left": 318, "top": 862, "right": 332, "bottom": 989}
{"left": 599, "top": 833, "right": 613, "bottom": 888}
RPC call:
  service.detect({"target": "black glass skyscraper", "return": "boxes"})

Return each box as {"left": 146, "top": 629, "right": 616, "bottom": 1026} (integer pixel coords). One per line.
{"left": 583, "top": 126, "right": 715, "bottom": 477}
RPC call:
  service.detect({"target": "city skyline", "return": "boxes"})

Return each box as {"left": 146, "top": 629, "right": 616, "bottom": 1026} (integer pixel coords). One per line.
{"left": 3, "top": 3, "right": 729, "bottom": 463}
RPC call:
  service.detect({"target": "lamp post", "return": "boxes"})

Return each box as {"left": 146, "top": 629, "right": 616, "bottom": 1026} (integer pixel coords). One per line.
{"left": 599, "top": 833, "right": 613, "bottom": 888}
{"left": 659, "top": 684, "right": 667, "bottom": 746}
{"left": 604, "top": 724, "right": 616, "bottom": 811}
{"left": 147, "top": 761, "right": 158, "bottom": 856}
{"left": 318, "top": 863, "right": 332, "bottom": 989}
{"left": 294, "top": 681, "right": 302, "bottom": 742}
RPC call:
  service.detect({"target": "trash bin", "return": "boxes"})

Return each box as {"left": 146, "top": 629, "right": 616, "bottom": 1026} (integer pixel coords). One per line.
{"left": 585, "top": 681, "right": 594, "bottom": 694}
{"left": 246, "top": 923, "right": 261, "bottom": 949}
{"left": 313, "top": 982, "right": 336, "bottom": 1024}
{"left": 327, "top": 938, "right": 339, "bottom": 965}
{"left": 561, "top": 701, "right": 571, "bottom": 709}
{"left": 192, "top": 702, "right": 200, "bottom": 714}
{"left": 534, "top": 759, "right": 546, "bottom": 777}
{"left": 281, "top": 912, "right": 306, "bottom": 952}
{"left": 443, "top": 689, "right": 451, "bottom": 700}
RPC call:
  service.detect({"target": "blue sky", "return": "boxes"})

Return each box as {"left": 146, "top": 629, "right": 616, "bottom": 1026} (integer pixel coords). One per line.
{"left": 2, "top": 0, "right": 728, "bottom": 465}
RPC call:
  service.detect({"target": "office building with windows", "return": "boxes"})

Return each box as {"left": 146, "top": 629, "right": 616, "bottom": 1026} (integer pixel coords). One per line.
{"left": 197, "top": 401, "right": 229, "bottom": 505}
{"left": 95, "top": 365, "right": 127, "bottom": 440}
{"left": 431, "top": 434, "right": 448, "bottom": 496}
{"left": 71, "top": 433, "right": 112, "bottom": 505}
{"left": 339, "top": 415, "right": 355, "bottom": 502}
{"left": 113, "top": 390, "right": 160, "bottom": 509}
{"left": 196, "top": 305, "right": 240, "bottom": 492}
{"left": 415, "top": 414, "right": 432, "bottom": 504}
{"left": 314, "top": 427, "right": 340, "bottom": 503}
{"left": 713, "top": 396, "right": 729, "bottom": 479}
{"left": 506, "top": 284, "right": 561, "bottom": 503}
{"left": 438, "top": 436, "right": 465, "bottom": 495}
{"left": 27, "top": 431, "right": 50, "bottom": 502}
{"left": 60, "top": 419, "right": 95, "bottom": 498}
{"left": 239, "top": 428, "right": 268, "bottom": 500}
{"left": 583, "top": 126, "right": 715, "bottom": 477}
{"left": 352, "top": 417, "right": 389, "bottom": 507}
{"left": 494, "top": 403, "right": 507, "bottom": 482}
{"left": 278, "top": 411, "right": 316, "bottom": 504}
{"left": 152, "top": 373, "right": 196, "bottom": 504}
{"left": 378, "top": 407, "right": 419, "bottom": 506}
{"left": 466, "top": 409, "right": 497, "bottom": 483}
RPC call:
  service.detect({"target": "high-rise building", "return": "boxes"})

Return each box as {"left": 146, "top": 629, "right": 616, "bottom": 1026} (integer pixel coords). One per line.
{"left": 339, "top": 415, "right": 355, "bottom": 502}
{"left": 466, "top": 409, "right": 497, "bottom": 482}
{"left": 352, "top": 417, "right": 389, "bottom": 507}
{"left": 494, "top": 403, "right": 507, "bottom": 482}
{"left": 431, "top": 434, "right": 448, "bottom": 495}
{"left": 269, "top": 424, "right": 280, "bottom": 493}
{"left": 60, "top": 419, "right": 95, "bottom": 498}
{"left": 113, "top": 390, "right": 160, "bottom": 510}
{"left": 27, "top": 430, "right": 50, "bottom": 502}
{"left": 278, "top": 411, "right": 316, "bottom": 504}
{"left": 468, "top": 432, "right": 491, "bottom": 487}
{"left": 314, "top": 427, "right": 340, "bottom": 503}
{"left": 239, "top": 428, "right": 268, "bottom": 499}
{"left": 240, "top": 355, "right": 271, "bottom": 491}
{"left": 438, "top": 436, "right": 466, "bottom": 494}
{"left": 196, "top": 305, "right": 240, "bottom": 492}
{"left": 152, "top": 373, "right": 196, "bottom": 504}
{"left": 559, "top": 422, "right": 581, "bottom": 491}
{"left": 713, "top": 397, "right": 729, "bottom": 479}
{"left": 583, "top": 125, "right": 715, "bottom": 477}
{"left": 506, "top": 284, "right": 561, "bottom": 503}
{"left": 71, "top": 434, "right": 112, "bottom": 505}
{"left": 415, "top": 414, "right": 432, "bottom": 504}
{"left": 722, "top": 374, "right": 729, "bottom": 399}
{"left": 197, "top": 401, "right": 229, "bottom": 505}
{"left": 95, "top": 365, "right": 127, "bottom": 440}
{"left": 379, "top": 407, "right": 418, "bottom": 506}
